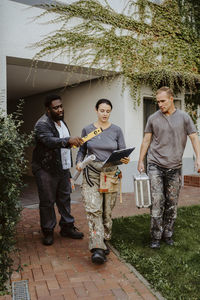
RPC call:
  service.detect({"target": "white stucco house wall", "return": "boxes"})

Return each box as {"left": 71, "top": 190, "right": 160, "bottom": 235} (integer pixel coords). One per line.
{"left": 0, "top": 0, "right": 197, "bottom": 192}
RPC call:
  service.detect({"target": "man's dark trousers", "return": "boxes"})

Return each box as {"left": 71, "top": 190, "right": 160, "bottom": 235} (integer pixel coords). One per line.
{"left": 35, "top": 168, "right": 74, "bottom": 231}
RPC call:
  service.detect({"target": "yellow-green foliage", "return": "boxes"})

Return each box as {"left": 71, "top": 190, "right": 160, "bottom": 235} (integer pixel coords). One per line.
{"left": 33, "top": 0, "right": 200, "bottom": 105}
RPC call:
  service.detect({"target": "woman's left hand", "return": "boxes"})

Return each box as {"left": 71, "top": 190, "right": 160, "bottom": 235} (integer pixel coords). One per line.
{"left": 120, "top": 157, "right": 130, "bottom": 164}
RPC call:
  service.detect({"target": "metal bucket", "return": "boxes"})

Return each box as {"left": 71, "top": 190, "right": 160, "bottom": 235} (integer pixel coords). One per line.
{"left": 133, "top": 173, "right": 151, "bottom": 208}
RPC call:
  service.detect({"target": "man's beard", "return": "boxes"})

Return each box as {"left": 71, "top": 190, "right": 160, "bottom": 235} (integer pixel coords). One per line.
{"left": 56, "top": 115, "right": 64, "bottom": 121}
{"left": 50, "top": 112, "right": 64, "bottom": 122}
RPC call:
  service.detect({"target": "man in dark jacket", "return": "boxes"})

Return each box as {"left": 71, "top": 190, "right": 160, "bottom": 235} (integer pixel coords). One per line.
{"left": 32, "top": 94, "right": 84, "bottom": 245}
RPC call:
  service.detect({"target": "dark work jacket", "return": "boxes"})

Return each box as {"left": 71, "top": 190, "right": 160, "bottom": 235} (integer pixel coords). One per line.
{"left": 32, "top": 113, "right": 73, "bottom": 175}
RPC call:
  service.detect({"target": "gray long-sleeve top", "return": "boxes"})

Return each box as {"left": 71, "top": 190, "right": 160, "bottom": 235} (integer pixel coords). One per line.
{"left": 76, "top": 123, "right": 126, "bottom": 163}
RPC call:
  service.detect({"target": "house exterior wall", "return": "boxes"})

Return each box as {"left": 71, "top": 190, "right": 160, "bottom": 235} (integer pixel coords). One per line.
{"left": 22, "top": 77, "right": 195, "bottom": 192}
{"left": 0, "top": 56, "right": 7, "bottom": 114}
{"left": 1, "top": 0, "right": 198, "bottom": 192}
{"left": 22, "top": 76, "right": 128, "bottom": 188}
{"left": 0, "top": 0, "right": 64, "bottom": 62}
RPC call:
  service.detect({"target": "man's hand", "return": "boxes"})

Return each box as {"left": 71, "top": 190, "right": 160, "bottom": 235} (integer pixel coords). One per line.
{"left": 68, "top": 137, "right": 83, "bottom": 147}
{"left": 189, "top": 133, "right": 200, "bottom": 173}
{"left": 137, "top": 133, "right": 152, "bottom": 173}
{"left": 137, "top": 161, "right": 145, "bottom": 173}
{"left": 120, "top": 157, "right": 130, "bottom": 164}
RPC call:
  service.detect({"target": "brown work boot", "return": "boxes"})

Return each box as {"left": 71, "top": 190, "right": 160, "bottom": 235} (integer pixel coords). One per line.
{"left": 60, "top": 224, "right": 84, "bottom": 239}
{"left": 42, "top": 230, "right": 54, "bottom": 246}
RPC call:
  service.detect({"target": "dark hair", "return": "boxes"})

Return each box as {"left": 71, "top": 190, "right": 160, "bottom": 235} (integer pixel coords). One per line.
{"left": 44, "top": 94, "right": 61, "bottom": 108}
{"left": 95, "top": 98, "right": 113, "bottom": 110}
{"left": 156, "top": 86, "right": 174, "bottom": 97}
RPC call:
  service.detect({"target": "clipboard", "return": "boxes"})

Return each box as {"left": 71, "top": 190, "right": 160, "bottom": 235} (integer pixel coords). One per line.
{"left": 103, "top": 147, "right": 135, "bottom": 167}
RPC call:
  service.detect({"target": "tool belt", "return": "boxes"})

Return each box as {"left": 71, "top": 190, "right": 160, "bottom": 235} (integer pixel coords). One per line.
{"left": 99, "top": 170, "right": 122, "bottom": 193}
{"left": 84, "top": 163, "right": 123, "bottom": 202}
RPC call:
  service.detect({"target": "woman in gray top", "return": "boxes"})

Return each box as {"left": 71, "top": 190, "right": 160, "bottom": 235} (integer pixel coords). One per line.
{"left": 76, "top": 99, "right": 129, "bottom": 264}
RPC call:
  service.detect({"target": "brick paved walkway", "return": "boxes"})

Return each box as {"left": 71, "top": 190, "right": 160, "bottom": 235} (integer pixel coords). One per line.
{"left": 1, "top": 182, "right": 199, "bottom": 300}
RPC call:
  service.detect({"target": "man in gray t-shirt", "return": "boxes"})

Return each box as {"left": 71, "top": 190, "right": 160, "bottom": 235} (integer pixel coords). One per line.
{"left": 137, "top": 87, "right": 200, "bottom": 249}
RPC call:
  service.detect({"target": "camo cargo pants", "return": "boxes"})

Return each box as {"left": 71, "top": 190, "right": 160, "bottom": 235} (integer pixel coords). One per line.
{"left": 147, "top": 163, "right": 182, "bottom": 240}
{"left": 82, "top": 161, "right": 118, "bottom": 251}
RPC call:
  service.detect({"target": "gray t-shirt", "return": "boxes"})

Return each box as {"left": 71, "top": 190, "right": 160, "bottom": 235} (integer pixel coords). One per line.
{"left": 145, "top": 109, "right": 197, "bottom": 168}
{"left": 76, "top": 123, "right": 126, "bottom": 162}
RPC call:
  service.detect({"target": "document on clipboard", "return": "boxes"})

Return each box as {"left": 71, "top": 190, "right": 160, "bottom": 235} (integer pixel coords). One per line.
{"left": 103, "top": 147, "right": 135, "bottom": 167}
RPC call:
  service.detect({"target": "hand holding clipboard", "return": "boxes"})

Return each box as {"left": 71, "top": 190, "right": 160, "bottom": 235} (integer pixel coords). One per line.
{"left": 103, "top": 147, "right": 135, "bottom": 167}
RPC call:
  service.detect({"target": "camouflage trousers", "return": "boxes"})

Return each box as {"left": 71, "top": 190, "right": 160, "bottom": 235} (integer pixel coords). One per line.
{"left": 82, "top": 161, "right": 118, "bottom": 251}
{"left": 147, "top": 163, "right": 182, "bottom": 240}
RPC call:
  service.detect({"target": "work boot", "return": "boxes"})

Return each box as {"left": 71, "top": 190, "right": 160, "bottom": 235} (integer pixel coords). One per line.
{"left": 164, "top": 237, "right": 174, "bottom": 246}
{"left": 60, "top": 224, "right": 84, "bottom": 239}
{"left": 91, "top": 248, "right": 107, "bottom": 264}
{"left": 150, "top": 239, "right": 160, "bottom": 249}
{"left": 42, "top": 230, "right": 54, "bottom": 246}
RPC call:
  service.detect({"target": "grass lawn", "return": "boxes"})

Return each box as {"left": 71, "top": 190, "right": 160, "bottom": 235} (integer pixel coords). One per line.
{"left": 111, "top": 205, "right": 200, "bottom": 300}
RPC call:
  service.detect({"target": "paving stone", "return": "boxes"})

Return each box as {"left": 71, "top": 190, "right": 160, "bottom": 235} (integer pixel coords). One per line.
{"left": 112, "top": 287, "right": 129, "bottom": 299}
{"left": 46, "top": 278, "right": 60, "bottom": 290}
{"left": 35, "top": 281, "right": 50, "bottom": 298}
{"left": 73, "top": 285, "right": 88, "bottom": 297}
{"left": 7, "top": 178, "right": 197, "bottom": 300}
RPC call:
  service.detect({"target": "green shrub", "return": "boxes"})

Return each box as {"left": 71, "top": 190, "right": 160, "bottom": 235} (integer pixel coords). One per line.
{"left": 0, "top": 102, "right": 32, "bottom": 292}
